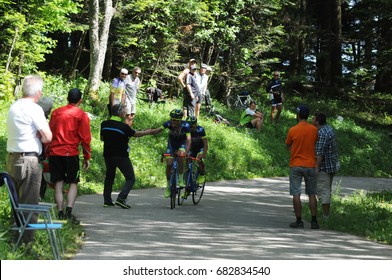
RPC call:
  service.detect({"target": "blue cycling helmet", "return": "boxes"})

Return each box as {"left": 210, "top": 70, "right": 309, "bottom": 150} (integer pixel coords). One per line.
{"left": 186, "top": 116, "right": 197, "bottom": 126}
{"left": 170, "top": 109, "right": 184, "bottom": 120}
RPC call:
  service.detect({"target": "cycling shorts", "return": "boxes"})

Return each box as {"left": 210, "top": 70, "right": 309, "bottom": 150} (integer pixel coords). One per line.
{"left": 166, "top": 142, "right": 186, "bottom": 155}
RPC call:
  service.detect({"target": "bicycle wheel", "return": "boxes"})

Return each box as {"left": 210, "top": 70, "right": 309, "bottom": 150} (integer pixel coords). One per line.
{"left": 226, "top": 95, "right": 237, "bottom": 108}
{"left": 178, "top": 170, "right": 189, "bottom": 205}
{"left": 170, "top": 172, "right": 177, "bottom": 209}
{"left": 178, "top": 187, "right": 185, "bottom": 205}
{"left": 192, "top": 172, "right": 205, "bottom": 205}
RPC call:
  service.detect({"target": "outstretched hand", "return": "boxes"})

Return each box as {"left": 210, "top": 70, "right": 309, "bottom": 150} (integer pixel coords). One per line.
{"left": 149, "top": 128, "right": 162, "bottom": 135}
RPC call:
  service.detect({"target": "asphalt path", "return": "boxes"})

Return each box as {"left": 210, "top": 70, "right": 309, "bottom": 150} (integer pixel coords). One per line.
{"left": 73, "top": 176, "right": 392, "bottom": 260}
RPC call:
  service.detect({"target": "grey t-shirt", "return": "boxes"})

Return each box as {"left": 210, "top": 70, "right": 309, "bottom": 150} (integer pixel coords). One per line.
{"left": 124, "top": 75, "right": 140, "bottom": 102}
{"left": 186, "top": 73, "right": 200, "bottom": 95}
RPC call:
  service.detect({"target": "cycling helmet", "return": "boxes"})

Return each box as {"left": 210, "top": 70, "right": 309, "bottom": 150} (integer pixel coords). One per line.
{"left": 186, "top": 116, "right": 197, "bottom": 126}
{"left": 170, "top": 109, "right": 184, "bottom": 120}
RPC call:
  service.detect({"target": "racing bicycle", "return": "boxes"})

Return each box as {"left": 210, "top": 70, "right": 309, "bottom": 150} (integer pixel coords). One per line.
{"left": 178, "top": 156, "right": 206, "bottom": 205}
{"left": 162, "top": 153, "right": 184, "bottom": 209}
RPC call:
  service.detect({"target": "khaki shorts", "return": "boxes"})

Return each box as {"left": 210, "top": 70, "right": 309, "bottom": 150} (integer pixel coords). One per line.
{"left": 125, "top": 101, "right": 136, "bottom": 115}
{"left": 317, "top": 171, "right": 335, "bottom": 204}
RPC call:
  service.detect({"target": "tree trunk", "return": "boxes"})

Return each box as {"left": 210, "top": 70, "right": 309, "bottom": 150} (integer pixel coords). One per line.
{"left": 290, "top": 0, "right": 306, "bottom": 76}
{"left": 6, "top": 27, "right": 19, "bottom": 73}
{"left": 330, "top": 0, "right": 342, "bottom": 88}
{"left": 315, "top": 0, "right": 331, "bottom": 83}
{"left": 85, "top": 0, "right": 115, "bottom": 100}
{"left": 69, "top": 31, "right": 87, "bottom": 79}
{"left": 103, "top": 40, "right": 113, "bottom": 81}
{"left": 374, "top": 16, "right": 392, "bottom": 92}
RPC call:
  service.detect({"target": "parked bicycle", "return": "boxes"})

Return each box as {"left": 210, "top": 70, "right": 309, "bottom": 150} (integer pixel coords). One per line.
{"left": 206, "top": 108, "right": 230, "bottom": 125}
{"left": 226, "top": 91, "right": 253, "bottom": 109}
{"left": 178, "top": 156, "right": 206, "bottom": 205}
{"left": 162, "top": 153, "right": 184, "bottom": 209}
{"left": 203, "top": 95, "right": 230, "bottom": 125}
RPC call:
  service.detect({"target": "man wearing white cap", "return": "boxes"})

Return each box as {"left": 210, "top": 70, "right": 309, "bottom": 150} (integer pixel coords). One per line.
{"left": 108, "top": 68, "right": 128, "bottom": 116}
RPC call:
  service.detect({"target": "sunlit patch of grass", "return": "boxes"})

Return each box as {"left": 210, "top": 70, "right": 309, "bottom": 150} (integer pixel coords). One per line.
{"left": 303, "top": 185, "right": 392, "bottom": 245}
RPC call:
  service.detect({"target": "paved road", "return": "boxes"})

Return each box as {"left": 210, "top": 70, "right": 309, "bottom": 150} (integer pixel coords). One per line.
{"left": 73, "top": 177, "right": 392, "bottom": 260}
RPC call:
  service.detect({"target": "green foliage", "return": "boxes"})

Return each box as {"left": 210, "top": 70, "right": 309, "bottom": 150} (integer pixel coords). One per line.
{"left": 0, "top": 75, "right": 391, "bottom": 258}
{"left": 108, "top": 0, "right": 287, "bottom": 99}
{"left": 0, "top": 184, "right": 84, "bottom": 260}
{"left": 0, "top": 0, "right": 81, "bottom": 74}
{"left": 41, "top": 74, "right": 87, "bottom": 107}
{"left": 0, "top": 69, "right": 16, "bottom": 101}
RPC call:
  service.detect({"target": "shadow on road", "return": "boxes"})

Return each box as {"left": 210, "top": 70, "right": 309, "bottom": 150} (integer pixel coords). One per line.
{"left": 74, "top": 177, "right": 392, "bottom": 260}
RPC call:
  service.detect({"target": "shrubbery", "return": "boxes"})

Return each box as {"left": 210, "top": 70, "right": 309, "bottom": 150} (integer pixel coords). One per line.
{"left": 0, "top": 75, "right": 391, "bottom": 258}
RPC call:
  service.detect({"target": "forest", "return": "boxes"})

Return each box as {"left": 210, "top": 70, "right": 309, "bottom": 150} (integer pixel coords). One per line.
{"left": 1, "top": 0, "right": 392, "bottom": 107}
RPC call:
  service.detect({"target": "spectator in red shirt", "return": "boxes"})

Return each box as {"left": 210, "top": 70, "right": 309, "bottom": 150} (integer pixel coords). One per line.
{"left": 48, "top": 88, "right": 91, "bottom": 224}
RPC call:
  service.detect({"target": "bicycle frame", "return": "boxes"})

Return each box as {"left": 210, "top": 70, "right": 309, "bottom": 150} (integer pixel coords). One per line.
{"left": 238, "top": 95, "right": 252, "bottom": 107}
{"left": 184, "top": 157, "right": 195, "bottom": 191}
{"left": 163, "top": 153, "right": 184, "bottom": 209}
{"left": 227, "top": 92, "right": 253, "bottom": 109}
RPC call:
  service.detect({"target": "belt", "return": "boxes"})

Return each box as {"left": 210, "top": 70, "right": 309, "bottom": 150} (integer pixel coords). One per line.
{"left": 9, "top": 152, "right": 39, "bottom": 157}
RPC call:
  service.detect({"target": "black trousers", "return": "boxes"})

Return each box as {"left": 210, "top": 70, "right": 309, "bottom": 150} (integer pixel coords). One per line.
{"left": 103, "top": 156, "right": 135, "bottom": 203}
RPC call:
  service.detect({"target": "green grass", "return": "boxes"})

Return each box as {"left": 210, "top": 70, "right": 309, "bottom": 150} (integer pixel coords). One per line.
{"left": 0, "top": 76, "right": 391, "bottom": 258}
{"left": 303, "top": 186, "right": 392, "bottom": 245}
{"left": 0, "top": 187, "right": 84, "bottom": 259}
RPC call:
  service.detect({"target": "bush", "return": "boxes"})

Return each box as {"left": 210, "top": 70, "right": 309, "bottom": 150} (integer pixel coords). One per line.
{"left": 0, "top": 69, "right": 16, "bottom": 102}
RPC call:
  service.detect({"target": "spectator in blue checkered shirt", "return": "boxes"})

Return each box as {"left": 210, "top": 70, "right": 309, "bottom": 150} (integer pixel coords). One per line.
{"left": 312, "top": 112, "right": 340, "bottom": 218}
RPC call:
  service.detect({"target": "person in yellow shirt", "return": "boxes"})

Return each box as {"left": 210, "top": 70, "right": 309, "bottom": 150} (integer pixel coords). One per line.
{"left": 108, "top": 68, "right": 127, "bottom": 116}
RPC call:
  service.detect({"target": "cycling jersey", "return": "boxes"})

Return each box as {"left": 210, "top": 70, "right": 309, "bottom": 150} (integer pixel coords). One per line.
{"left": 266, "top": 78, "right": 283, "bottom": 105}
{"left": 162, "top": 120, "right": 191, "bottom": 154}
{"left": 189, "top": 125, "right": 206, "bottom": 157}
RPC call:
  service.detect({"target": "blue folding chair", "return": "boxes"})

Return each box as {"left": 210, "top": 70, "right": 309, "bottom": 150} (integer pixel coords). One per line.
{"left": 0, "top": 172, "right": 64, "bottom": 259}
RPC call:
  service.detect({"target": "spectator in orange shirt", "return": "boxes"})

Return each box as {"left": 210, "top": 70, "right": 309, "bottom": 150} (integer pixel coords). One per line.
{"left": 285, "top": 105, "right": 319, "bottom": 229}
{"left": 48, "top": 88, "right": 91, "bottom": 224}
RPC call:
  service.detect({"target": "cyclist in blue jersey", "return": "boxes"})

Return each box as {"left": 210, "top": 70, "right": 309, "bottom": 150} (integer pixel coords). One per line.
{"left": 187, "top": 116, "right": 208, "bottom": 162}
{"left": 155, "top": 109, "right": 191, "bottom": 197}
{"left": 182, "top": 116, "right": 208, "bottom": 198}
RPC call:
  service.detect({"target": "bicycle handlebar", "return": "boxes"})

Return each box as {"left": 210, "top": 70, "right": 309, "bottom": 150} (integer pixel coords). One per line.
{"left": 162, "top": 154, "right": 202, "bottom": 162}
{"left": 162, "top": 153, "right": 185, "bottom": 157}
{"left": 186, "top": 156, "right": 203, "bottom": 162}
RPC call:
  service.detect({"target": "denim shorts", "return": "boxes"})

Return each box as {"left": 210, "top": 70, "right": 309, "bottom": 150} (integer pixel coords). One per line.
{"left": 289, "top": 166, "right": 317, "bottom": 196}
